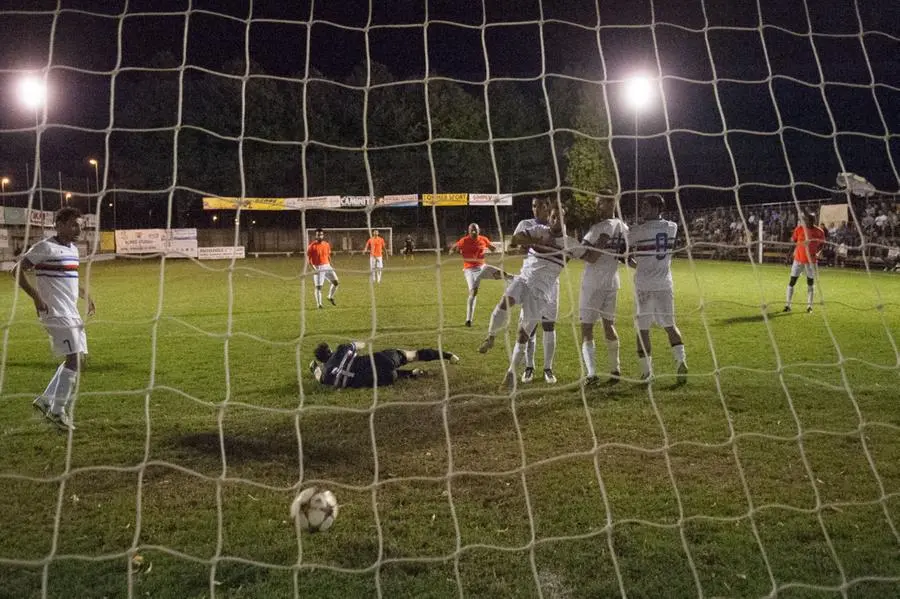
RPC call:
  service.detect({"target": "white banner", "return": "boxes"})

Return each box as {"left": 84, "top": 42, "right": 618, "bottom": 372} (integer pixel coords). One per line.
{"left": 0, "top": 228, "right": 8, "bottom": 248}
{"left": 81, "top": 214, "right": 98, "bottom": 229}
{"left": 340, "top": 195, "right": 374, "bottom": 208}
{"left": 376, "top": 194, "right": 418, "bottom": 207}
{"left": 165, "top": 239, "right": 199, "bottom": 258}
{"left": 288, "top": 196, "right": 341, "bottom": 209}
{"left": 198, "top": 246, "right": 245, "bottom": 260}
{"left": 469, "top": 193, "right": 513, "bottom": 206}
{"left": 169, "top": 228, "right": 198, "bottom": 240}
{"left": 115, "top": 229, "right": 166, "bottom": 254}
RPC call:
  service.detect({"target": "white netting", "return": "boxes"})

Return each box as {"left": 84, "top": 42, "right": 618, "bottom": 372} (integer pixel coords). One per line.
{"left": 0, "top": 1, "right": 898, "bottom": 598}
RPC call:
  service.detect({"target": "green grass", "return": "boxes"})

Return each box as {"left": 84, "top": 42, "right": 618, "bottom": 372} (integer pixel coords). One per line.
{"left": 1, "top": 254, "right": 898, "bottom": 599}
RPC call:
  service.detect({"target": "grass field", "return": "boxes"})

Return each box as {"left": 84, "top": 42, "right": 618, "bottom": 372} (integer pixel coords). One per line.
{"left": 1, "top": 254, "right": 898, "bottom": 599}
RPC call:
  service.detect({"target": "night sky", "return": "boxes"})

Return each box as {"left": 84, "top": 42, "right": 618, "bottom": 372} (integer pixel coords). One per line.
{"left": 0, "top": 0, "right": 898, "bottom": 209}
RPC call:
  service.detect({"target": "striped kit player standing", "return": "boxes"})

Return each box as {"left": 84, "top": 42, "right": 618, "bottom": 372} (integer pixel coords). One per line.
{"left": 626, "top": 194, "right": 688, "bottom": 384}
{"left": 306, "top": 228, "right": 339, "bottom": 308}
{"left": 579, "top": 192, "right": 629, "bottom": 385}
{"left": 13, "top": 207, "right": 95, "bottom": 431}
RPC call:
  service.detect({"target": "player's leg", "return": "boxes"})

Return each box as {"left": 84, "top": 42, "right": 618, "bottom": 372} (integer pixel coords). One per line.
{"left": 326, "top": 269, "right": 339, "bottom": 305}
{"left": 805, "top": 263, "right": 816, "bottom": 312}
{"left": 635, "top": 291, "right": 654, "bottom": 381}
{"left": 405, "top": 348, "right": 460, "bottom": 364}
{"left": 464, "top": 266, "right": 482, "bottom": 326}
{"left": 579, "top": 286, "right": 599, "bottom": 382}
{"left": 313, "top": 270, "right": 324, "bottom": 308}
{"left": 369, "top": 256, "right": 377, "bottom": 282}
{"left": 481, "top": 279, "right": 523, "bottom": 353}
{"left": 658, "top": 290, "right": 687, "bottom": 384}
{"left": 520, "top": 326, "right": 536, "bottom": 383}
{"left": 376, "top": 257, "right": 384, "bottom": 283}
{"left": 602, "top": 290, "right": 622, "bottom": 383}
{"left": 503, "top": 322, "right": 537, "bottom": 390}
{"left": 784, "top": 262, "right": 802, "bottom": 311}
{"left": 33, "top": 362, "right": 64, "bottom": 416}
{"left": 42, "top": 319, "right": 84, "bottom": 430}
{"left": 541, "top": 283, "right": 560, "bottom": 384}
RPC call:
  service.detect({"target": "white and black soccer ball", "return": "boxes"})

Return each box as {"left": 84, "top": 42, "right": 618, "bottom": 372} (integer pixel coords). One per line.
{"left": 290, "top": 487, "right": 338, "bottom": 533}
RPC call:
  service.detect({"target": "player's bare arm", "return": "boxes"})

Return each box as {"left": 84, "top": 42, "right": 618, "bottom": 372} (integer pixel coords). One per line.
{"left": 11, "top": 259, "right": 49, "bottom": 316}
{"left": 79, "top": 286, "right": 96, "bottom": 316}
{"left": 581, "top": 233, "right": 611, "bottom": 264}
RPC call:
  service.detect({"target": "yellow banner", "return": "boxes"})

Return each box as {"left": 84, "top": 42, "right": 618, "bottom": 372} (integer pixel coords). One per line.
{"left": 422, "top": 193, "right": 468, "bottom": 206}
{"left": 100, "top": 231, "right": 116, "bottom": 252}
{"left": 203, "top": 197, "right": 294, "bottom": 211}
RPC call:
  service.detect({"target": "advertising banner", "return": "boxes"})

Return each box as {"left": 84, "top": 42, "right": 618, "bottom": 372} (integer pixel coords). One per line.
{"left": 28, "top": 209, "right": 45, "bottom": 227}
{"left": 2, "top": 208, "right": 27, "bottom": 225}
{"left": 376, "top": 194, "right": 419, "bottom": 207}
{"left": 0, "top": 228, "right": 8, "bottom": 248}
{"left": 198, "top": 246, "right": 246, "bottom": 260}
{"left": 340, "top": 196, "right": 374, "bottom": 208}
{"left": 468, "top": 193, "right": 513, "bottom": 206}
{"left": 203, "top": 197, "right": 294, "bottom": 210}
{"left": 165, "top": 238, "right": 199, "bottom": 258}
{"left": 81, "top": 213, "right": 98, "bottom": 229}
{"left": 295, "top": 196, "right": 341, "bottom": 209}
{"left": 422, "top": 193, "right": 468, "bottom": 206}
{"left": 115, "top": 229, "right": 167, "bottom": 254}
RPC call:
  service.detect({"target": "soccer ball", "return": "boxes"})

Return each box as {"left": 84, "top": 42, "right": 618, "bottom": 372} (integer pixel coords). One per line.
{"left": 290, "top": 487, "right": 338, "bottom": 533}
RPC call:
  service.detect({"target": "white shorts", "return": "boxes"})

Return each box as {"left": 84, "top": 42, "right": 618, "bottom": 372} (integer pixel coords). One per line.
{"left": 42, "top": 316, "right": 88, "bottom": 357}
{"left": 464, "top": 265, "right": 484, "bottom": 291}
{"left": 634, "top": 289, "right": 676, "bottom": 330}
{"left": 540, "top": 280, "right": 560, "bottom": 322}
{"left": 505, "top": 277, "right": 546, "bottom": 335}
{"left": 370, "top": 256, "right": 383, "bottom": 270}
{"left": 790, "top": 261, "right": 817, "bottom": 279}
{"left": 313, "top": 265, "right": 338, "bottom": 286}
{"left": 580, "top": 286, "right": 619, "bottom": 324}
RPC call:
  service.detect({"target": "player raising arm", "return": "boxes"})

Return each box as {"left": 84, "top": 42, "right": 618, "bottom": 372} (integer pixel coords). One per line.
{"left": 12, "top": 207, "right": 95, "bottom": 431}
{"left": 626, "top": 194, "right": 687, "bottom": 385}
{"left": 306, "top": 228, "right": 339, "bottom": 308}
{"left": 448, "top": 223, "right": 503, "bottom": 327}
{"left": 579, "top": 192, "right": 629, "bottom": 385}
{"left": 310, "top": 340, "right": 459, "bottom": 388}
{"left": 364, "top": 229, "right": 386, "bottom": 283}
{"left": 784, "top": 212, "right": 826, "bottom": 313}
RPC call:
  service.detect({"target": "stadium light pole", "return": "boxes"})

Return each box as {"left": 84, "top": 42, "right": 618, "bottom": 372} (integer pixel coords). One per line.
{"left": 624, "top": 74, "right": 654, "bottom": 220}
{"left": 89, "top": 158, "right": 100, "bottom": 215}
{"left": 18, "top": 76, "right": 48, "bottom": 223}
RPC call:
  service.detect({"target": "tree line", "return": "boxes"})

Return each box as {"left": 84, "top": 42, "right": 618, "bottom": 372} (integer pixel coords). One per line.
{"left": 109, "top": 53, "right": 615, "bottom": 229}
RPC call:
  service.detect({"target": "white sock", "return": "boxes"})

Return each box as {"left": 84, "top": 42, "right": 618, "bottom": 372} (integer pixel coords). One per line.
{"left": 581, "top": 340, "right": 596, "bottom": 377}
{"left": 786, "top": 285, "right": 794, "bottom": 306}
{"left": 52, "top": 367, "right": 77, "bottom": 414}
{"left": 525, "top": 336, "right": 536, "bottom": 369}
{"left": 314, "top": 288, "right": 322, "bottom": 306}
{"left": 328, "top": 284, "right": 337, "bottom": 299}
{"left": 466, "top": 295, "right": 477, "bottom": 322}
{"left": 639, "top": 355, "right": 653, "bottom": 377}
{"left": 509, "top": 342, "right": 527, "bottom": 374}
{"left": 376, "top": 269, "right": 383, "bottom": 283}
{"left": 543, "top": 330, "right": 556, "bottom": 370}
{"left": 671, "top": 343, "right": 686, "bottom": 366}
{"left": 607, "top": 339, "right": 620, "bottom": 373}
{"left": 487, "top": 306, "right": 509, "bottom": 336}
{"left": 807, "top": 285, "right": 814, "bottom": 308}
{"left": 43, "top": 363, "right": 65, "bottom": 399}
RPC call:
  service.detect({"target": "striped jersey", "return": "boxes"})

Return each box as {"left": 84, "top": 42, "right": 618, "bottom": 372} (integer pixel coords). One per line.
{"left": 21, "top": 238, "right": 81, "bottom": 318}
{"left": 514, "top": 218, "right": 565, "bottom": 299}
{"left": 582, "top": 218, "right": 629, "bottom": 291}
{"left": 627, "top": 218, "right": 678, "bottom": 291}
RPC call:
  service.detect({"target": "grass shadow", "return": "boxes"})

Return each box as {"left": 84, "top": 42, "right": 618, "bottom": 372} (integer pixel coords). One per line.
{"left": 718, "top": 311, "right": 788, "bottom": 325}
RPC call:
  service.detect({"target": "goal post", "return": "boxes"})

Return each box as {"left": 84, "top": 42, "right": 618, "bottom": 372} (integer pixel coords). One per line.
{"left": 303, "top": 227, "right": 393, "bottom": 255}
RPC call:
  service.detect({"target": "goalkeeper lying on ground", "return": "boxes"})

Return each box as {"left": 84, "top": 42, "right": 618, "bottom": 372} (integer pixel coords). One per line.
{"left": 310, "top": 341, "right": 460, "bottom": 388}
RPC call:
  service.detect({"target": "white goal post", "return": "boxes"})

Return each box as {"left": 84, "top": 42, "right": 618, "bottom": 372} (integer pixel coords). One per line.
{"left": 303, "top": 227, "right": 393, "bottom": 255}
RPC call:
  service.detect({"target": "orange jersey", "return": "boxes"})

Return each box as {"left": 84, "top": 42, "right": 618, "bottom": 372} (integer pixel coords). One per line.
{"left": 307, "top": 240, "right": 332, "bottom": 266}
{"left": 456, "top": 234, "right": 493, "bottom": 269}
{"left": 366, "top": 236, "right": 385, "bottom": 258}
{"left": 792, "top": 225, "right": 826, "bottom": 264}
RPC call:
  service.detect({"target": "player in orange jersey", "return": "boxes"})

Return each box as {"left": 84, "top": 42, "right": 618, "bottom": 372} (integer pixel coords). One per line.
{"left": 307, "top": 228, "right": 339, "bottom": 308}
{"left": 449, "top": 223, "right": 503, "bottom": 327}
{"left": 784, "top": 212, "right": 826, "bottom": 313}
{"left": 364, "top": 229, "right": 386, "bottom": 283}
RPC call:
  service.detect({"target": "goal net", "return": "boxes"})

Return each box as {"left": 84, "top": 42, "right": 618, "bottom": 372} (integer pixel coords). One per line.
{"left": 303, "top": 228, "right": 393, "bottom": 255}
{"left": 1, "top": 1, "right": 898, "bottom": 598}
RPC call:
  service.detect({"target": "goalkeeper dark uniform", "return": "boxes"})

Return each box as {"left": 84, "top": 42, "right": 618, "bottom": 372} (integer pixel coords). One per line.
{"left": 310, "top": 341, "right": 459, "bottom": 388}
